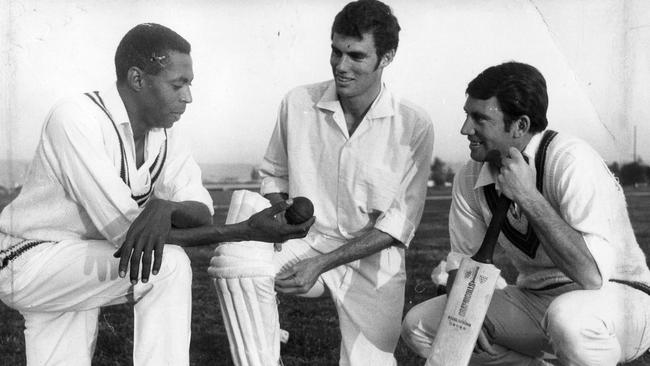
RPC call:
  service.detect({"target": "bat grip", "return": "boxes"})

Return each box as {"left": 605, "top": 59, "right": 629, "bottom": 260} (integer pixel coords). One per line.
{"left": 471, "top": 194, "right": 512, "bottom": 264}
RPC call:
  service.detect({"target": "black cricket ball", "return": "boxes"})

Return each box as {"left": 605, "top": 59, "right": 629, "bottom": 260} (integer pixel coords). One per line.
{"left": 285, "top": 196, "right": 314, "bottom": 225}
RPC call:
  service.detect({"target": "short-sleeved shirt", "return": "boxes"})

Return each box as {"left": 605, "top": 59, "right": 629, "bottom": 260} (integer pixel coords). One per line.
{"left": 259, "top": 80, "right": 434, "bottom": 252}
{"left": 446, "top": 131, "right": 650, "bottom": 289}
{"left": 0, "top": 83, "right": 213, "bottom": 249}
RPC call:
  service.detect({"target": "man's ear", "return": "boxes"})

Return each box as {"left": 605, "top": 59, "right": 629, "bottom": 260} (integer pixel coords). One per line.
{"left": 126, "top": 67, "right": 145, "bottom": 91}
{"left": 512, "top": 115, "right": 531, "bottom": 138}
{"left": 379, "top": 49, "right": 395, "bottom": 69}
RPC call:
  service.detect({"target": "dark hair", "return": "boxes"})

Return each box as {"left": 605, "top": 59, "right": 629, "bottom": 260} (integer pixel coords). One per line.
{"left": 115, "top": 23, "right": 191, "bottom": 82}
{"left": 466, "top": 62, "right": 548, "bottom": 133}
{"left": 331, "top": 0, "right": 400, "bottom": 58}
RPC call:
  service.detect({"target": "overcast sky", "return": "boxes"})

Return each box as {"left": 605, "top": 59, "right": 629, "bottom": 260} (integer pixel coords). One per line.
{"left": 2, "top": 0, "right": 649, "bottom": 167}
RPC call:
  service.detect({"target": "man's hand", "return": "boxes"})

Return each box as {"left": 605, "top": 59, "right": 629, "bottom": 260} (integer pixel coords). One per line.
{"left": 264, "top": 192, "right": 290, "bottom": 251}
{"left": 275, "top": 256, "right": 325, "bottom": 295}
{"left": 496, "top": 147, "right": 537, "bottom": 203}
{"left": 245, "top": 200, "right": 315, "bottom": 243}
{"left": 114, "top": 199, "right": 176, "bottom": 284}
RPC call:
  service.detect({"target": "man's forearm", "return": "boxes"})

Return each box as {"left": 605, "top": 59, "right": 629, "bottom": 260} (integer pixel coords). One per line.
{"left": 166, "top": 199, "right": 314, "bottom": 247}
{"left": 518, "top": 191, "right": 602, "bottom": 289}
{"left": 167, "top": 221, "right": 251, "bottom": 247}
{"left": 316, "top": 229, "right": 396, "bottom": 273}
{"left": 170, "top": 200, "right": 213, "bottom": 228}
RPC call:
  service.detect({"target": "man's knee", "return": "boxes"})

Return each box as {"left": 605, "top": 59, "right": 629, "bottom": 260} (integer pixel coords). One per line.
{"left": 544, "top": 293, "right": 620, "bottom": 365}
{"left": 159, "top": 245, "right": 192, "bottom": 281}
{"left": 400, "top": 301, "right": 436, "bottom": 358}
{"left": 545, "top": 294, "right": 587, "bottom": 355}
{"left": 401, "top": 307, "right": 422, "bottom": 344}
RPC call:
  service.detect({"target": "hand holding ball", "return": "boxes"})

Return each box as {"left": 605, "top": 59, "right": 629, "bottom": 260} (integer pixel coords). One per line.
{"left": 284, "top": 197, "right": 314, "bottom": 225}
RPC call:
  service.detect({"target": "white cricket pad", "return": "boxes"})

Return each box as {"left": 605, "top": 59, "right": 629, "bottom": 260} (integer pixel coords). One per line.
{"left": 215, "top": 275, "right": 280, "bottom": 366}
{"left": 209, "top": 190, "right": 281, "bottom": 366}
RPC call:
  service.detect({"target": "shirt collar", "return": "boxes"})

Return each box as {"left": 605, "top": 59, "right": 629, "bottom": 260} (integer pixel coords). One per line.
{"left": 101, "top": 83, "right": 166, "bottom": 143}
{"left": 316, "top": 81, "right": 394, "bottom": 119}
{"left": 101, "top": 82, "right": 131, "bottom": 126}
{"left": 473, "top": 132, "right": 543, "bottom": 190}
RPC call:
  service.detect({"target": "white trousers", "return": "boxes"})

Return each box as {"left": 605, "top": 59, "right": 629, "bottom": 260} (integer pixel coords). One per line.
{"left": 401, "top": 282, "right": 650, "bottom": 366}
{"left": 0, "top": 237, "right": 192, "bottom": 366}
{"left": 274, "top": 233, "right": 406, "bottom": 366}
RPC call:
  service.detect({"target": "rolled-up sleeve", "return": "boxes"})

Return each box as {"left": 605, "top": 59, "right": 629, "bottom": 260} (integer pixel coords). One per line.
{"left": 375, "top": 119, "right": 434, "bottom": 247}
{"left": 259, "top": 97, "right": 290, "bottom": 196}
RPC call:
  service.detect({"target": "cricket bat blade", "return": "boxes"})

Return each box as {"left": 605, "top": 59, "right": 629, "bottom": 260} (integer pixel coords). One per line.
{"left": 425, "top": 259, "right": 501, "bottom": 366}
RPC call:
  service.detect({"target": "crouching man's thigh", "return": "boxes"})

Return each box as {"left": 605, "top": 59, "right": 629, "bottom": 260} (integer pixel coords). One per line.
{"left": 401, "top": 295, "right": 447, "bottom": 358}
{"left": 544, "top": 283, "right": 650, "bottom": 365}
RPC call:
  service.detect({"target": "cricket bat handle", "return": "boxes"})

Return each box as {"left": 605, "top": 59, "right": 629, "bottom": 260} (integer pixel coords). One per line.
{"left": 471, "top": 194, "right": 512, "bottom": 264}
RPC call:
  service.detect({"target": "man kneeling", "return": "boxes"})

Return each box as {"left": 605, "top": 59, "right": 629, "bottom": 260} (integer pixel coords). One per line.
{"left": 0, "top": 23, "right": 312, "bottom": 366}
{"left": 401, "top": 62, "right": 650, "bottom": 366}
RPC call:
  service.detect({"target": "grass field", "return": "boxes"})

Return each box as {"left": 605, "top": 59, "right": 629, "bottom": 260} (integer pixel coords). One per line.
{"left": 1, "top": 187, "right": 650, "bottom": 365}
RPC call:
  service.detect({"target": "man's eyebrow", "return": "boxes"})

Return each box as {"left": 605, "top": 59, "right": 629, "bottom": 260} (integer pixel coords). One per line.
{"left": 171, "top": 76, "right": 192, "bottom": 83}
{"left": 330, "top": 45, "right": 367, "bottom": 58}
{"left": 466, "top": 110, "right": 490, "bottom": 120}
{"left": 348, "top": 51, "right": 367, "bottom": 58}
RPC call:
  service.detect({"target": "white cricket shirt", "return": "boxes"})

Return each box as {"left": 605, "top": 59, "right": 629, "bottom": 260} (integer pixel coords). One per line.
{"left": 0, "top": 84, "right": 213, "bottom": 249}
{"left": 259, "top": 80, "right": 433, "bottom": 251}
{"left": 447, "top": 132, "right": 650, "bottom": 289}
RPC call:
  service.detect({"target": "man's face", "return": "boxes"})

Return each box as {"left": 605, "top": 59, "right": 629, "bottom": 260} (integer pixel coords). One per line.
{"left": 140, "top": 50, "right": 193, "bottom": 129}
{"left": 330, "top": 32, "right": 386, "bottom": 100}
{"left": 461, "top": 96, "right": 516, "bottom": 162}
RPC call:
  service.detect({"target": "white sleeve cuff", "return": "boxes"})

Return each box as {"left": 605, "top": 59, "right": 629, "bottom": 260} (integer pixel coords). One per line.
{"left": 445, "top": 251, "right": 470, "bottom": 272}
{"left": 100, "top": 209, "right": 140, "bottom": 248}
{"left": 374, "top": 209, "right": 416, "bottom": 247}
{"left": 260, "top": 177, "right": 289, "bottom": 196}
{"left": 171, "top": 187, "right": 215, "bottom": 216}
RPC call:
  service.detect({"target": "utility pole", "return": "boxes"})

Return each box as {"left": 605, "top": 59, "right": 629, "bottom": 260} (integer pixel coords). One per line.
{"left": 633, "top": 125, "right": 637, "bottom": 163}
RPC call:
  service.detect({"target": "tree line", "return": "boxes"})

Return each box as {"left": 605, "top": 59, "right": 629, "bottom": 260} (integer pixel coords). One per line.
{"left": 429, "top": 158, "right": 650, "bottom": 188}
{"left": 608, "top": 161, "right": 650, "bottom": 187}
{"left": 429, "top": 157, "right": 455, "bottom": 187}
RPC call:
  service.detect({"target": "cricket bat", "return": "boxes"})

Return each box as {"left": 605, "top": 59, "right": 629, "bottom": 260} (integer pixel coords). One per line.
{"left": 426, "top": 151, "right": 512, "bottom": 366}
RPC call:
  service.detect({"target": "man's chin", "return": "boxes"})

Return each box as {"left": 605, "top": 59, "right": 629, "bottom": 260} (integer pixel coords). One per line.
{"left": 168, "top": 114, "right": 182, "bottom": 124}
{"left": 158, "top": 119, "right": 177, "bottom": 129}
{"left": 469, "top": 150, "right": 487, "bottom": 163}
{"left": 335, "top": 83, "right": 355, "bottom": 95}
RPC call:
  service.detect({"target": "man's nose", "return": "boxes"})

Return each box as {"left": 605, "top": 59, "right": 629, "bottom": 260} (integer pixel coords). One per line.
{"left": 181, "top": 86, "right": 192, "bottom": 104}
{"left": 334, "top": 55, "right": 351, "bottom": 72}
{"left": 460, "top": 117, "right": 474, "bottom": 135}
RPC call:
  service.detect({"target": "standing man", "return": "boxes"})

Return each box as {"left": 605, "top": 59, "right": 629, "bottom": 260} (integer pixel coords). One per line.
{"left": 211, "top": 1, "right": 434, "bottom": 364}
{"left": 401, "top": 62, "right": 650, "bottom": 365}
{"left": 0, "top": 23, "right": 312, "bottom": 366}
